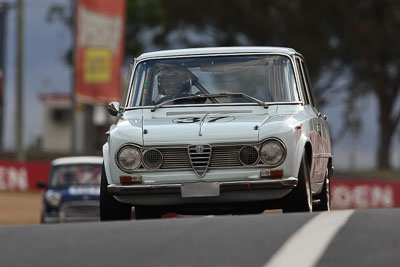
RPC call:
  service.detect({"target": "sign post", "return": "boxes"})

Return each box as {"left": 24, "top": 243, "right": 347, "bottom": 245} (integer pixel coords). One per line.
{"left": 72, "top": 0, "right": 125, "bottom": 154}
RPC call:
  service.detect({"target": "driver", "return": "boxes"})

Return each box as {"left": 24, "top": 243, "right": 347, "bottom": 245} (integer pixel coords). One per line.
{"left": 157, "top": 68, "right": 192, "bottom": 99}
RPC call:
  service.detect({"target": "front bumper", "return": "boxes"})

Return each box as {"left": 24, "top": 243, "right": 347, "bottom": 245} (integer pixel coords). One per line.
{"left": 108, "top": 177, "right": 298, "bottom": 206}
{"left": 42, "top": 216, "right": 100, "bottom": 224}
{"left": 42, "top": 201, "right": 100, "bottom": 223}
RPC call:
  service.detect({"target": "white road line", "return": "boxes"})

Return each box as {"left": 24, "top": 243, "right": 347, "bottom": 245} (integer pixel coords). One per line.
{"left": 263, "top": 210, "right": 354, "bottom": 267}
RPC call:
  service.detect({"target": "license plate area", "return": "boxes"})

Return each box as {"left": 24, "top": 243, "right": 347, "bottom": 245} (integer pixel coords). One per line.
{"left": 181, "top": 182, "right": 220, "bottom": 198}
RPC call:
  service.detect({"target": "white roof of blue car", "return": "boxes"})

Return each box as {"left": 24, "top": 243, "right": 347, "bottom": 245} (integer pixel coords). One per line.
{"left": 137, "top": 46, "right": 298, "bottom": 60}
{"left": 51, "top": 156, "right": 103, "bottom": 166}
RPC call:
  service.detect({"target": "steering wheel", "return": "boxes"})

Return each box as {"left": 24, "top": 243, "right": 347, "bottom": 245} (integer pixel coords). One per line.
{"left": 155, "top": 95, "right": 174, "bottom": 105}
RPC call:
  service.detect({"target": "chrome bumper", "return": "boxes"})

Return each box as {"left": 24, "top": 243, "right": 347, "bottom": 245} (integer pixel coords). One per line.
{"left": 108, "top": 177, "right": 298, "bottom": 195}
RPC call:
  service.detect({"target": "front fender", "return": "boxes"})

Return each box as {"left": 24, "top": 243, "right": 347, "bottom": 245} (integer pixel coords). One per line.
{"left": 102, "top": 143, "right": 112, "bottom": 184}
{"left": 294, "top": 133, "right": 312, "bottom": 177}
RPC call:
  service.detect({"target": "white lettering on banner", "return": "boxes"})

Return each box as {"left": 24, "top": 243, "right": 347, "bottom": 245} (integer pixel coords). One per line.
{"left": 353, "top": 185, "right": 369, "bottom": 208}
{"left": 0, "top": 166, "right": 28, "bottom": 191}
{"left": 332, "top": 185, "right": 352, "bottom": 208}
{"left": 332, "top": 184, "right": 394, "bottom": 209}
{"left": 371, "top": 185, "right": 393, "bottom": 207}
{"left": 78, "top": 6, "right": 122, "bottom": 54}
{"left": 0, "top": 167, "right": 6, "bottom": 190}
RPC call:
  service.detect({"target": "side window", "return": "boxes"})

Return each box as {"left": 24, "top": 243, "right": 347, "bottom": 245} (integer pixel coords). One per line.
{"left": 122, "top": 64, "right": 134, "bottom": 107}
{"left": 295, "top": 58, "right": 310, "bottom": 105}
{"left": 300, "top": 61, "right": 317, "bottom": 108}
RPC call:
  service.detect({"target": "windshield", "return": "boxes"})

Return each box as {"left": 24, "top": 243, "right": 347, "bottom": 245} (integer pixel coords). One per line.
{"left": 128, "top": 55, "right": 299, "bottom": 107}
{"left": 49, "top": 164, "right": 102, "bottom": 187}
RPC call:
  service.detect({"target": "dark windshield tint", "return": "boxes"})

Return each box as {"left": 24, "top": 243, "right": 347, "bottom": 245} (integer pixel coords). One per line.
{"left": 49, "top": 164, "right": 102, "bottom": 187}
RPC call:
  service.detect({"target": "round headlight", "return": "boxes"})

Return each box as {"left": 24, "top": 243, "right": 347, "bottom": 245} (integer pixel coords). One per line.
{"left": 143, "top": 149, "right": 163, "bottom": 169}
{"left": 44, "top": 190, "right": 62, "bottom": 207}
{"left": 116, "top": 145, "right": 142, "bottom": 172}
{"left": 260, "top": 139, "right": 286, "bottom": 166}
{"left": 239, "top": 146, "right": 259, "bottom": 165}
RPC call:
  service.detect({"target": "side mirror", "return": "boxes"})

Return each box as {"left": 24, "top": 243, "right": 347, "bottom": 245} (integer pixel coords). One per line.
{"left": 108, "top": 101, "right": 121, "bottom": 116}
{"left": 36, "top": 181, "right": 47, "bottom": 189}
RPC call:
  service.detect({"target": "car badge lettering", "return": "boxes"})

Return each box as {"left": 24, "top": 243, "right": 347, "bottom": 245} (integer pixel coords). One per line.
{"left": 195, "top": 145, "right": 204, "bottom": 153}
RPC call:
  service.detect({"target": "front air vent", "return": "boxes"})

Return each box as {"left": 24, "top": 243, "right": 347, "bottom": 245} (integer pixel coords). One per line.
{"left": 187, "top": 145, "right": 212, "bottom": 177}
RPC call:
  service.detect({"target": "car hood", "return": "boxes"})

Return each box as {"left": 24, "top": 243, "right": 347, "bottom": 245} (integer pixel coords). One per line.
{"left": 142, "top": 112, "right": 272, "bottom": 146}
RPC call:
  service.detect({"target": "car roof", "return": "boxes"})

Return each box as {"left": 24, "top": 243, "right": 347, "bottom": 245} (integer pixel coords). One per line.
{"left": 51, "top": 156, "right": 103, "bottom": 166}
{"left": 137, "top": 46, "right": 298, "bottom": 60}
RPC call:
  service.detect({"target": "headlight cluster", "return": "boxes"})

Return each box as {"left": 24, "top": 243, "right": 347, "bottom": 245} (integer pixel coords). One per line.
{"left": 116, "top": 144, "right": 163, "bottom": 172}
{"left": 143, "top": 149, "right": 163, "bottom": 169}
{"left": 259, "top": 139, "right": 286, "bottom": 166}
{"left": 238, "top": 139, "right": 286, "bottom": 167}
{"left": 116, "top": 139, "right": 286, "bottom": 173}
{"left": 44, "top": 190, "right": 62, "bottom": 207}
{"left": 239, "top": 146, "right": 259, "bottom": 165}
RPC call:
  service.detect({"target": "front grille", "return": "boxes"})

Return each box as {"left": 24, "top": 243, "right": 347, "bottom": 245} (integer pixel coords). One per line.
{"left": 157, "top": 145, "right": 246, "bottom": 171}
{"left": 188, "top": 145, "right": 212, "bottom": 177}
{"left": 210, "top": 146, "right": 242, "bottom": 167}
{"left": 60, "top": 202, "right": 99, "bottom": 218}
{"left": 159, "top": 148, "right": 191, "bottom": 169}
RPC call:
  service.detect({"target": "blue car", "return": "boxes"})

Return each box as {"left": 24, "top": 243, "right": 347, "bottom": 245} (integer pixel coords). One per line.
{"left": 39, "top": 157, "right": 103, "bottom": 223}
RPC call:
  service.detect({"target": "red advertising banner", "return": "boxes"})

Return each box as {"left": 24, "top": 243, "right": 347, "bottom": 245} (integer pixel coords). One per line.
{"left": 331, "top": 179, "right": 400, "bottom": 209}
{"left": 0, "top": 161, "right": 50, "bottom": 191}
{"left": 75, "top": 0, "right": 126, "bottom": 103}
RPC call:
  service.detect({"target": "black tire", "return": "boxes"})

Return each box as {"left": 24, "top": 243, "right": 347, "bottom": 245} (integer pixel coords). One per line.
{"left": 314, "top": 168, "right": 331, "bottom": 211}
{"left": 282, "top": 152, "right": 313, "bottom": 213}
{"left": 134, "top": 206, "right": 162, "bottom": 220}
{"left": 100, "top": 164, "right": 132, "bottom": 221}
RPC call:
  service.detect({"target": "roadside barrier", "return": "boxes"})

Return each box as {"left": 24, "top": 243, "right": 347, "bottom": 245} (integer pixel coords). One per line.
{"left": 0, "top": 160, "right": 50, "bottom": 191}
{"left": 331, "top": 179, "right": 400, "bottom": 209}
{"left": 1, "top": 160, "right": 400, "bottom": 210}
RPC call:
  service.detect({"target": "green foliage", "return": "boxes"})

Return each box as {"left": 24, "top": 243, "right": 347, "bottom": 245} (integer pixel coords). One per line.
{"left": 47, "top": 0, "right": 400, "bottom": 168}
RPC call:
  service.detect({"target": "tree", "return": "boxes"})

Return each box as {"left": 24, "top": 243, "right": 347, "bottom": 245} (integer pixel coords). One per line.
{"left": 125, "top": 0, "right": 400, "bottom": 169}
{"left": 49, "top": 0, "right": 400, "bottom": 169}
{"left": 328, "top": 1, "right": 400, "bottom": 169}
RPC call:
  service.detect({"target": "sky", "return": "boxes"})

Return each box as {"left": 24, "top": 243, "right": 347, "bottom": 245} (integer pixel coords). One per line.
{"left": 3, "top": 0, "right": 71, "bottom": 150}
{"left": 1, "top": 0, "right": 396, "bottom": 169}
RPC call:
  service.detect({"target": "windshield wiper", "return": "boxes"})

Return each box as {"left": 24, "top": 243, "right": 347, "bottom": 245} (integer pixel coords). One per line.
{"left": 151, "top": 94, "right": 218, "bottom": 112}
{"left": 150, "top": 93, "right": 268, "bottom": 112}
{"left": 217, "top": 92, "right": 269, "bottom": 109}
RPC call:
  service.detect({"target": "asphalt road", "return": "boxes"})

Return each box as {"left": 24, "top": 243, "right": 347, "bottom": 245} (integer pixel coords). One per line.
{"left": 1, "top": 209, "right": 400, "bottom": 267}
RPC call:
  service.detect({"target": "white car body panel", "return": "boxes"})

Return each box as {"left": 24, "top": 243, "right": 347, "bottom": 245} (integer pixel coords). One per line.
{"left": 103, "top": 47, "right": 332, "bottom": 208}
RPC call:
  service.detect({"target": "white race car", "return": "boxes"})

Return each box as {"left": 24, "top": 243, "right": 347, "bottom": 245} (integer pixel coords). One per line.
{"left": 101, "top": 47, "right": 332, "bottom": 220}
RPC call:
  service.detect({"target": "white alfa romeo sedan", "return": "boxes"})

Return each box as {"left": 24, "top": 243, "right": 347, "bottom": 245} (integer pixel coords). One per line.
{"left": 101, "top": 47, "right": 332, "bottom": 220}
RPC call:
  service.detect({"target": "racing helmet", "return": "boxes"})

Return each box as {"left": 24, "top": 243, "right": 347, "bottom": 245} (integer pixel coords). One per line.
{"left": 157, "top": 69, "right": 192, "bottom": 96}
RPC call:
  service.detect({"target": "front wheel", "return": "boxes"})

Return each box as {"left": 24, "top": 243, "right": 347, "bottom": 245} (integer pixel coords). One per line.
{"left": 314, "top": 168, "right": 331, "bottom": 211}
{"left": 282, "top": 152, "right": 312, "bottom": 213}
{"left": 134, "top": 206, "right": 162, "bottom": 220}
{"left": 100, "top": 164, "right": 132, "bottom": 221}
